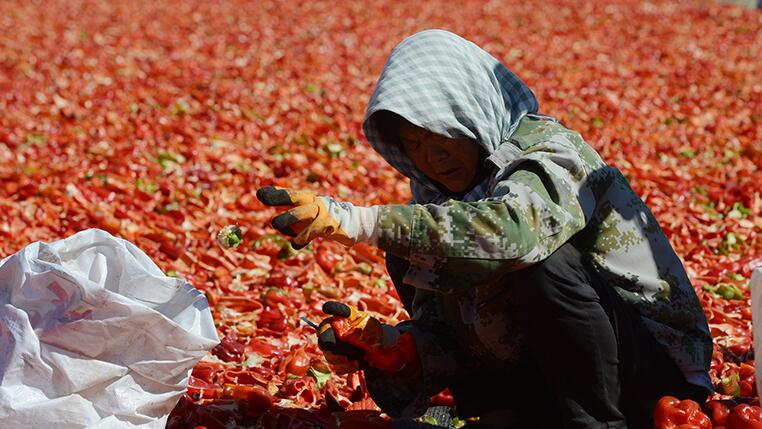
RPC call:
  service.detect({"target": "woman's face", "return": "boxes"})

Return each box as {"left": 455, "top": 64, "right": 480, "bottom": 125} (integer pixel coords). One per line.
{"left": 398, "top": 122, "right": 483, "bottom": 193}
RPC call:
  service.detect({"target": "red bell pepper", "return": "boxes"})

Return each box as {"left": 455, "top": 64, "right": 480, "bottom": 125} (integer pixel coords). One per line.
{"left": 704, "top": 400, "right": 734, "bottom": 427}
{"left": 727, "top": 404, "right": 762, "bottom": 429}
{"left": 187, "top": 376, "right": 222, "bottom": 399}
{"left": 210, "top": 332, "right": 245, "bottom": 363}
{"left": 430, "top": 388, "right": 455, "bottom": 407}
{"left": 220, "top": 384, "right": 274, "bottom": 415}
{"left": 281, "top": 347, "right": 311, "bottom": 377}
{"left": 315, "top": 242, "right": 342, "bottom": 273}
{"left": 653, "top": 396, "right": 711, "bottom": 429}
{"left": 363, "top": 331, "right": 419, "bottom": 374}
{"left": 739, "top": 363, "right": 757, "bottom": 397}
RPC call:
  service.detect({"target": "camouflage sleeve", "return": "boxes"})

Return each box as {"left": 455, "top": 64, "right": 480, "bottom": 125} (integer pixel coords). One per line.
{"left": 373, "top": 135, "right": 601, "bottom": 270}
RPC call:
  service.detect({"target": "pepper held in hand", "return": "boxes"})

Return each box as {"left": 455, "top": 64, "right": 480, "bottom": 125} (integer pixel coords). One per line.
{"left": 318, "top": 301, "right": 419, "bottom": 375}
{"left": 653, "top": 396, "right": 711, "bottom": 429}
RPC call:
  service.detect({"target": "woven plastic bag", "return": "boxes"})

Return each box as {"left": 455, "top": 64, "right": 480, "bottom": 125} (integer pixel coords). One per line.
{"left": 0, "top": 229, "right": 219, "bottom": 428}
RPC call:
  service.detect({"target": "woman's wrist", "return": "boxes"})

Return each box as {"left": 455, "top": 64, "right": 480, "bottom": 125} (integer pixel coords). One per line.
{"left": 322, "top": 198, "right": 379, "bottom": 245}
{"left": 349, "top": 204, "right": 380, "bottom": 245}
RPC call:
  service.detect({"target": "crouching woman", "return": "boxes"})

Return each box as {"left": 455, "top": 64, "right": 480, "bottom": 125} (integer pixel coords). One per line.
{"left": 257, "top": 30, "right": 712, "bottom": 429}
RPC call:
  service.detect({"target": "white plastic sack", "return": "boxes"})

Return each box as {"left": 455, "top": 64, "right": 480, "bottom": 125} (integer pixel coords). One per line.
{"left": 0, "top": 229, "right": 219, "bottom": 428}
{"left": 752, "top": 267, "right": 762, "bottom": 401}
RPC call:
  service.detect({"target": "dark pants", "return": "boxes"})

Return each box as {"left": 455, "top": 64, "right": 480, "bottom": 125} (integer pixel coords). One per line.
{"left": 386, "top": 243, "right": 708, "bottom": 429}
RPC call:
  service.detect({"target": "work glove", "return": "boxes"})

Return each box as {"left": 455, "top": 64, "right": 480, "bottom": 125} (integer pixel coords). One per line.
{"left": 317, "top": 301, "right": 419, "bottom": 375}
{"left": 256, "top": 187, "right": 378, "bottom": 250}
{"left": 316, "top": 317, "right": 366, "bottom": 375}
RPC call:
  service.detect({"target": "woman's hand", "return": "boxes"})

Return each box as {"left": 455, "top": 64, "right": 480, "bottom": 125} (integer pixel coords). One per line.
{"left": 316, "top": 301, "right": 383, "bottom": 375}
{"left": 316, "top": 319, "right": 366, "bottom": 375}
{"left": 256, "top": 187, "right": 377, "bottom": 249}
{"left": 317, "top": 301, "right": 420, "bottom": 376}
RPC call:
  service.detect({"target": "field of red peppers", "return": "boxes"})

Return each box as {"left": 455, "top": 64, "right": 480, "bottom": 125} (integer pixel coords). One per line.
{"left": 0, "top": 0, "right": 760, "bottom": 427}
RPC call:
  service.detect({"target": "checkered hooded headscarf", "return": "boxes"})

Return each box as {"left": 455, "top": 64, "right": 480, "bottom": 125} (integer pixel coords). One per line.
{"left": 362, "top": 30, "right": 539, "bottom": 204}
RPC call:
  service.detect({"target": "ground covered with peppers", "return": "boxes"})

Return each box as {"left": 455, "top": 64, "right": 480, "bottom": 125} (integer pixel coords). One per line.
{"left": 1, "top": 0, "right": 760, "bottom": 427}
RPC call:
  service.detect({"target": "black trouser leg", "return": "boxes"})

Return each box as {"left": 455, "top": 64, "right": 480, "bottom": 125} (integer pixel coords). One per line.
{"left": 515, "top": 243, "right": 626, "bottom": 429}
{"left": 513, "top": 242, "right": 707, "bottom": 429}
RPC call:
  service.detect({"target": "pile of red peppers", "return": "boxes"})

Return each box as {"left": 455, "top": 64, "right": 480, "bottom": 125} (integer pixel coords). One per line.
{"left": 1, "top": 0, "right": 760, "bottom": 427}
{"left": 655, "top": 396, "right": 762, "bottom": 429}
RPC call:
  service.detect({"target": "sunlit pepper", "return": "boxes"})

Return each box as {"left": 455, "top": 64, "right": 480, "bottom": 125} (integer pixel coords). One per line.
{"left": 653, "top": 396, "right": 711, "bottom": 429}
{"left": 211, "top": 332, "right": 245, "bottom": 363}
{"left": 703, "top": 400, "right": 733, "bottom": 427}
{"left": 739, "top": 363, "right": 757, "bottom": 397}
{"left": 221, "top": 384, "right": 274, "bottom": 414}
{"left": 315, "top": 242, "right": 342, "bottom": 273}
{"left": 727, "top": 404, "right": 762, "bottom": 429}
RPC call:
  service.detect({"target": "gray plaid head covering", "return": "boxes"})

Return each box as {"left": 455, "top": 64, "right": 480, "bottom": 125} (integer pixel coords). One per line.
{"left": 362, "top": 29, "right": 539, "bottom": 204}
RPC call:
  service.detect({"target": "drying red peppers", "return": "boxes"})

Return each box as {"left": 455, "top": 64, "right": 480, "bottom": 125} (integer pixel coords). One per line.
{"left": 653, "top": 396, "right": 711, "bottom": 429}
{"left": 1, "top": 0, "right": 760, "bottom": 428}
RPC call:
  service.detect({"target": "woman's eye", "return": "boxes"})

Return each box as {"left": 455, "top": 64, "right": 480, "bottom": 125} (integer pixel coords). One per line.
{"left": 403, "top": 139, "right": 421, "bottom": 151}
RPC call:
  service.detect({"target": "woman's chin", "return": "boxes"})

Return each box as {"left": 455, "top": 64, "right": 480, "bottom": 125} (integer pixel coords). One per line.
{"left": 442, "top": 180, "right": 469, "bottom": 194}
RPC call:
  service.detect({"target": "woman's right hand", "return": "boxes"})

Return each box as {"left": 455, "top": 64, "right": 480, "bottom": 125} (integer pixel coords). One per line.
{"left": 316, "top": 315, "right": 367, "bottom": 375}
{"left": 317, "top": 301, "right": 420, "bottom": 376}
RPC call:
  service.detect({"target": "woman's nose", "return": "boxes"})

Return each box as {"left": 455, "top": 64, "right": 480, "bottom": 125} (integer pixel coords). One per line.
{"left": 426, "top": 143, "right": 449, "bottom": 163}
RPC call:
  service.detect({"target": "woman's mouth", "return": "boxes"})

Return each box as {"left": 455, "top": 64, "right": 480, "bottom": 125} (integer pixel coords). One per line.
{"left": 437, "top": 167, "right": 459, "bottom": 177}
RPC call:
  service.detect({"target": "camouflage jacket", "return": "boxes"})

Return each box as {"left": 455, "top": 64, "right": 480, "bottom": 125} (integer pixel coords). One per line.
{"left": 364, "top": 116, "right": 713, "bottom": 418}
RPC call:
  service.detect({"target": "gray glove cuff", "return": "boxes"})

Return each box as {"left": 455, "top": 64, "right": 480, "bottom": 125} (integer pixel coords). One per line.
{"left": 320, "top": 197, "right": 380, "bottom": 245}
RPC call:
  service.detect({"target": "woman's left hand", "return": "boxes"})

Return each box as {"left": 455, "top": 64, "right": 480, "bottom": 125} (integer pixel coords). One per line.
{"left": 257, "top": 186, "right": 375, "bottom": 249}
